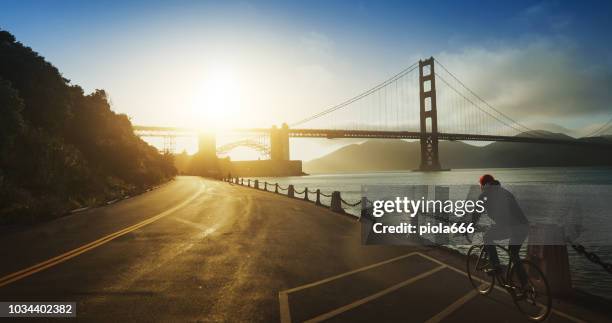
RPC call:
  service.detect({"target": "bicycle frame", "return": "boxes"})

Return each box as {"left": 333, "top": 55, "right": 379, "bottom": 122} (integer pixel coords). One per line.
{"left": 476, "top": 244, "right": 521, "bottom": 295}
{"left": 468, "top": 241, "right": 553, "bottom": 321}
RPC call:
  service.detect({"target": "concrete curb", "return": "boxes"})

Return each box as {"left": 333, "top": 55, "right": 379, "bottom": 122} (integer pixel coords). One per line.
{"left": 66, "top": 177, "right": 175, "bottom": 216}
{"left": 69, "top": 206, "right": 90, "bottom": 214}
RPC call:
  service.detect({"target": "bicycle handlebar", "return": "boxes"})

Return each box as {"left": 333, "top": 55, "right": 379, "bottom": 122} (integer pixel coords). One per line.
{"left": 463, "top": 211, "right": 488, "bottom": 244}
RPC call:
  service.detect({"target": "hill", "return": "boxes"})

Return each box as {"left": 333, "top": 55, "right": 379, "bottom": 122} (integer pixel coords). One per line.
{"left": 0, "top": 30, "right": 176, "bottom": 224}
{"left": 304, "top": 132, "right": 612, "bottom": 173}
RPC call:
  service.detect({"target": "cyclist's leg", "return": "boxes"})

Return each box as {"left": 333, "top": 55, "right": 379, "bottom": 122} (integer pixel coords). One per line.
{"left": 509, "top": 225, "right": 529, "bottom": 287}
{"left": 508, "top": 245, "right": 527, "bottom": 286}
{"left": 483, "top": 225, "right": 507, "bottom": 272}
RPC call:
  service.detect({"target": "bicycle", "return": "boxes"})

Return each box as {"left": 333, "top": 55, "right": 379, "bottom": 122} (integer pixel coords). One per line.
{"left": 466, "top": 242, "right": 552, "bottom": 321}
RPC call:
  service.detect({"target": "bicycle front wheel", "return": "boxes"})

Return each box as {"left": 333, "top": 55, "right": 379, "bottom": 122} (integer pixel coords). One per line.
{"left": 466, "top": 245, "right": 494, "bottom": 295}
{"left": 509, "top": 259, "right": 552, "bottom": 322}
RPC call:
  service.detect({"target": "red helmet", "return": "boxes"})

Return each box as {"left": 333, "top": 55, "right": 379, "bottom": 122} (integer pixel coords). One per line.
{"left": 479, "top": 174, "right": 495, "bottom": 186}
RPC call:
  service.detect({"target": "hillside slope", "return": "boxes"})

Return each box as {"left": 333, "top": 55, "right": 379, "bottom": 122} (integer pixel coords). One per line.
{"left": 304, "top": 133, "right": 612, "bottom": 173}
{"left": 0, "top": 30, "right": 176, "bottom": 223}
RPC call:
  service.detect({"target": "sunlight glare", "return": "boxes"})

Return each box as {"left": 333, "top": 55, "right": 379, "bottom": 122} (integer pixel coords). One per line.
{"left": 191, "top": 65, "right": 242, "bottom": 131}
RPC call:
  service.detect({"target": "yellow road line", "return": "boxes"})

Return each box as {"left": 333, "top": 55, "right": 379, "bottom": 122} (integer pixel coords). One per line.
{"left": 304, "top": 265, "right": 447, "bottom": 323}
{"left": 0, "top": 181, "right": 205, "bottom": 288}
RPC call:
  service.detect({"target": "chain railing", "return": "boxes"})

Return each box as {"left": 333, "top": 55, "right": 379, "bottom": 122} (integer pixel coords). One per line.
{"left": 422, "top": 207, "right": 612, "bottom": 277}
{"left": 570, "top": 243, "right": 612, "bottom": 274}
{"left": 224, "top": 177, "right": 360, "bottom": 216}
{"left": 340, "top": 198, "right": 362, "bottom": 207}
{"left": 224, "top": 176, "right": 612, "bottom": 285}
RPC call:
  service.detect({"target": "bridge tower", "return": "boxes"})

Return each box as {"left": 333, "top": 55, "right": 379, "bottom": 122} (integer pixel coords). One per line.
{"left": 198, "top": 132, "right": 217, "bottom": 160}
{"left": 270, "top": 123, "right": 290, "bottom": 161}
{"left": 161, "top": 135, "right": 176, "bottom": 154}
{"left": 418, "top": 57, "right": 442, "bottom": 171}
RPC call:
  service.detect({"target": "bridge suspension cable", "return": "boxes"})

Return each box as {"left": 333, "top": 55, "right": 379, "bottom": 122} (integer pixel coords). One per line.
{"left": 289, "top": 57, "right": 556, "bottom": 139}
{"left": 290, "top": 61, "right": 419, "bottom": 127}
{"left": 434, "top": 73, "right": 526, "bottom": 134}
{"left": 583, "top": 116, "right": 612, "bottom": 137}
{"left": 433, "top": 59, "right": 548, "bottom": 138}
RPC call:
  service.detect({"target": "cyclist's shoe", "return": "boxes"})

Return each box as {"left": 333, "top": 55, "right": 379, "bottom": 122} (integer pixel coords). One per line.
{"left": 513, "top": 288, "right": 526, "bottom": 300}
{"left": 513, "top": 285, "right": 529, "bottom": 300}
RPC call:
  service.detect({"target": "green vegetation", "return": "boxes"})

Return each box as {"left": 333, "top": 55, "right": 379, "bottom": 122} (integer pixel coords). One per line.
{"left": 0, "top": 30, "right": 176, "bottom": 224}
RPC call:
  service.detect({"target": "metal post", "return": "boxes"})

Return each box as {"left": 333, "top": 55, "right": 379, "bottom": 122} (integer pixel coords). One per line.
{"left": 434, "top": 185, "right": 450, "bottom": 245}
{"left": 330, "top": 191, "right": 344, "bottom": 213}
{"left": 254, "top": 179, "right": 259, "bottom": 189}
{"left": 304, "top": 188, "right": 309, "bottom": 201}
{"left": 264, "top": 182, "right": 267, "bottom": 191}
{"left": 527, "top": 224, "right": 572, "bottom": 297}
{"left": 360, "top": 197, "right": 370, "bottom": 218}
{"left": 315, "top": 189, "right": 321, "bottom": 205}
{"left": 288, "top": 185, "right": 294, "bottom": 198}
{"left": 247, "top": 179, "right": 251, "bottom": 187}
{"left": 275, "top": 183, "right": 278, "bottom": 193}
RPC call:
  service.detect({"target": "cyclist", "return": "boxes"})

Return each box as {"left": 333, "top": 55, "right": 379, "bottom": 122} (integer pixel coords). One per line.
{"left": 473, "top": 174, "right": 529, "bottom": 292}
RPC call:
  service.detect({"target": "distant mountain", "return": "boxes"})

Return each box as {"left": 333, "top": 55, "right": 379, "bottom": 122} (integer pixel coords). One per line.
{"left": 303, "top": 132, "right": 612, "bottom": 173}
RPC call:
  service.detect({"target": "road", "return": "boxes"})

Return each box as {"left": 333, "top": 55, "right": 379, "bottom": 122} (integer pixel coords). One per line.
{"left": 0, "top": 176, "right": 609, "bottom": 322}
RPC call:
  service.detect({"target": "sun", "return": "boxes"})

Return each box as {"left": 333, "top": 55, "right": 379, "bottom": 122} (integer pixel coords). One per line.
{"left": 191, "top": 65, "right": 242, "bottom": 131}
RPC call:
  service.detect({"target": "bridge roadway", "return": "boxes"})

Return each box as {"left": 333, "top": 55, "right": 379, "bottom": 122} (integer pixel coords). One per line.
{"left": 243, "top": 128, "right": 612, "bottom": 147}
{"left": 0, "top": 176, "right": 608, "bottom": 322}
{"left": 132, "top": 125, "right": 612, "bottom": 147}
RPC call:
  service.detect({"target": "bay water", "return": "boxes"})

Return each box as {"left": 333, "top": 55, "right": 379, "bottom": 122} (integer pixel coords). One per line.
{"left": 255, "top": 167, "right": 612, "bottom": 300}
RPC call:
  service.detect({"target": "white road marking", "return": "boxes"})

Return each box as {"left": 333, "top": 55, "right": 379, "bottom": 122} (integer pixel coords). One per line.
{"left": 551, "top": 309, "right": 588, "bottom": 323}
{"left": 279, "top": 292, "right": 291, "bottom": 323}
{"left": 282, "top": 252, "right": 419, "bottom": 294}
{"left": 278, "top": 252, "right": 419, "bottom": 323}
{"left": 279, "top": 251, "right": 587, "bottom": 323}
{"left": 304, "top": 265, "right": 446, "bottom": 323}
{"left": 424, "top": 288, "right": 480, "bottom": 323}
{"left": 416, "top": 252, "right": 586, "bottom": 323}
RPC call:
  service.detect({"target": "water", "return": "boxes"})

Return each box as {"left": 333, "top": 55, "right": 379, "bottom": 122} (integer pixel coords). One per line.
{"left": 254, "top": 167, "right": 612, "bottom": 300}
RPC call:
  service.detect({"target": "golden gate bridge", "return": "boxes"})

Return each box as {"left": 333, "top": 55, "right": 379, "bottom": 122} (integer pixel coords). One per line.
{"left": 133, "top": 57, "right": 612, "bottom": 171}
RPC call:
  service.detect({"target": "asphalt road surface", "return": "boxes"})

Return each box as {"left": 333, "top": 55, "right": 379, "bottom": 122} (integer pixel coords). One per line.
{"left": 0, "top": 176, "right": 609, "bottom": 322}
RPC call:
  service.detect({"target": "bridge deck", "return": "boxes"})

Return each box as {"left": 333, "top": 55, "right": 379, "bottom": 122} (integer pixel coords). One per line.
{"left": 132, "top": 125, "right": 612, "bottom": 148}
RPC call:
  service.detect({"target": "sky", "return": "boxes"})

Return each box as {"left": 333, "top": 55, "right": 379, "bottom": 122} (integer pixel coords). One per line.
{"left": 1, "top": 0, "right": 611, "bottom": 160}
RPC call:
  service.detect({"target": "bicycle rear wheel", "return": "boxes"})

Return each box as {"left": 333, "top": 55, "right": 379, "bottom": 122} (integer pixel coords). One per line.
{"left": 466, "top": 245, "right": 494, "bottom": 295}
{"left": 509, "top": 259, "right": 552, "bottom": 322}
